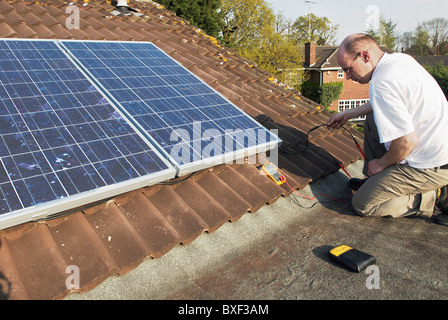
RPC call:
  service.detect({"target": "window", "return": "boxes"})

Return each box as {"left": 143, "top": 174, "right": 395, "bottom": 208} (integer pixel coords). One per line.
{"left": 337, "top": 69, "right": 344, "bottom": 79}
{"left": 338, "top": 99, "right": 369, "bottom": 120}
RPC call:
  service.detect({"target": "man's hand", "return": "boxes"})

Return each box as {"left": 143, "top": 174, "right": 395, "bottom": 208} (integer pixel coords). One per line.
{"left": 327, "top": 111, "right": 350, "bottom": 129}
{"left": 367, "top": 159, "right": 386, "bottom": 176}
{"left": 367, "top": 132, "right": 418, "bottom": 176}
{"left": 326, "top": 101, "right": 373, "bottom": 130}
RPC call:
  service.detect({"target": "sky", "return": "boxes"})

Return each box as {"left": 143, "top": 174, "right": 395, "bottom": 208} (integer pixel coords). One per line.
{"left": 267, "top": 0, "right": 448, "bottom": 45}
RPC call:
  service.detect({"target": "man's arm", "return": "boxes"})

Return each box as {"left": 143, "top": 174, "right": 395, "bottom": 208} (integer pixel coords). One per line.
{"left": 367, "top": 132, "right": 418, "bottom": 176}
{"left": 327, "top": 101, "right": 373, "bottom": 129}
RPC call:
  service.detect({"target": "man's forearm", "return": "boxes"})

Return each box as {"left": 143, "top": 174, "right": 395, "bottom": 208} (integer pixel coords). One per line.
{"left": 349, "top": 101, "right": 373, "bottom": 119}
{"left": 367, "top": 132, "right": 418, "bottom": 176}
{"left": 327, "top": 101, "right": 373, "bottom": 129}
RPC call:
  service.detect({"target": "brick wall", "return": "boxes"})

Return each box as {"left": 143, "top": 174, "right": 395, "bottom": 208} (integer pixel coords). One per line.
{"left": 305, "top": 69, "right": 370, "bottom": 112}
{"left": 322, "top": 70, "right": 370, "bottom": 111}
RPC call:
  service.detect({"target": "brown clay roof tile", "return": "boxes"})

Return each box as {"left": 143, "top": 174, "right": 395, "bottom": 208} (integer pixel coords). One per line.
{"left": 0, "top": 22, "right": 18, "bottom": 37}
{"left": 172, "top": 178, "right": 233, "bottom": 232}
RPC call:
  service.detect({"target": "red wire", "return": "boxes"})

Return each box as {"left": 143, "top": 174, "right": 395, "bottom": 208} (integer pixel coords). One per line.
{"left": 274, "top": 124, "right": 367, "bottom": 204}
{"left": 338, "top": 162, "right": 351, "bottom": 179}
{"left": 356, "top": 142, "right": 367, "bottom": 160}
{"left": 281, "top": 176, "right": 350, "bottom": 203}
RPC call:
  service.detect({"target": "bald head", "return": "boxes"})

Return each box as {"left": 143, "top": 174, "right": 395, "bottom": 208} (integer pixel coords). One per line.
{"left": 337, "top": 33, "right": 385, "bottom": 84}
{"left": 340, "top": 34, "right": 381, "bottom": 55}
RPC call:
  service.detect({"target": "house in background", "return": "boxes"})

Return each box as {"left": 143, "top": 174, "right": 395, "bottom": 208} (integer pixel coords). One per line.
{"left": 416, "top": 55, "right": 448, "bottom": 68}
{"left": 303, "top": 42, "right": 393, "bottom": 120}
{"left": 403, "top": 43, "right": 448, "bottom": 71}
{"left": 404, "top": 44, "right": 435, "bottom": 58}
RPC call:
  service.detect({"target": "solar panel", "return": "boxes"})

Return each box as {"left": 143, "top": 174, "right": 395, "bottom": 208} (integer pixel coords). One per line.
{"left": 60, "top": 40, "right": 281, "bottom": 175}
{"left": 0, "top": 39, "right": 176, "bottom": 229}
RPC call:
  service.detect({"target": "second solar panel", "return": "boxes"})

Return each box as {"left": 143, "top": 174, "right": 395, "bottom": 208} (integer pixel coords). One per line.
{"left": 61, "top": 40, "right": 281, "bottom": 175}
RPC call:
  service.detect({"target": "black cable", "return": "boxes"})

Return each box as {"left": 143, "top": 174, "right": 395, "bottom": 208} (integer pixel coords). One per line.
{"left": 279, "top": 124, "right": 328, "bottom": 155}
{"left": 157, "top": 171, "right": 197, "bottom": 185}
{"left": 279, "top": 124, "right": 363, "bottom": 157}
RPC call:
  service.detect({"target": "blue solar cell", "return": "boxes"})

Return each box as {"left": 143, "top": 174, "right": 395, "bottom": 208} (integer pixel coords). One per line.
{"left": 0, "top": 40, "right": 175, "bottom": 228}
{"left": 61, "top": 40, "right": 281, "bottom": 174}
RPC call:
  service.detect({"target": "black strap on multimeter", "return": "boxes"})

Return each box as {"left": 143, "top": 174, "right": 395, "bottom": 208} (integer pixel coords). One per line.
{"left": 328, "top": 245, "right": 376, "bottom": 272}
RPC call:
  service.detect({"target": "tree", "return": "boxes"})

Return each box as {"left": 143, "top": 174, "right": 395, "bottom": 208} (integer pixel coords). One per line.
{"left": 221, "top": 0, "right": 275, "bottom": 49}
{"left": 291, "top": 14, "right": 339, "bottom": 45}
{"left": 221, "top": 0, "right": 303, "bottom": 85}
{"left": 273, "top": 12, "right": 293, "bottom": 37}
{"left": 422, "top": 18, "right": 448, "bottom": 55}
{"left": 366, "top": 16, "right": 398, "bottom": 50}
{"left": 380, "top": 18, "right": 398, "bottom": 50}
{"left": 239, "top": 29, "right": 303, "bottom": 85}
{"left": 398, "top": 18, "right": 448, "bottom": 55}
{"left": 415, "top": 24, "right": 430, "bottom": 47}
{"left": 397, "top": 24, "right": 430, "bottom": 53}
{"left": 156, "top": 0, "right": 223, "bottom": 38}
{"left": 424, "top": 62, "right": 448, "bottom": 98}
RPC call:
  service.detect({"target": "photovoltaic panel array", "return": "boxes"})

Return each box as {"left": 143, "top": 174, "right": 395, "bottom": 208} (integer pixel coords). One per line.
{"left": 61, "top": 41, "right": 281, "bottom": 175}
{"left": 0, "top": 40, "right": 175, "bottom": 229}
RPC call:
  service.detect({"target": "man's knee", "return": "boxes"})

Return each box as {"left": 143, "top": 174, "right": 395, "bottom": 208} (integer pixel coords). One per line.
{"left": 351, "top": 191, "right": 410, "bottom": 218}
{"left": 351, "top": 192, "right": 372, "bottom": 217}
{"left": 351, "top": 191, "right": 386, "bottom": 217}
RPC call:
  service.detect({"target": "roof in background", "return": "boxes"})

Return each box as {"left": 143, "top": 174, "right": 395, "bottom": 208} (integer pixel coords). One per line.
{"left": 0, "top": 0, "right": 364, "bottom": 300}
{"left": 307, "top": 45, "right": 395, "bottom": 70}
{"left": 311, "top": 46, "right": 339, "bottom": 69}
{"left": 417, "top": 55, "right": 448, "bottom": 66}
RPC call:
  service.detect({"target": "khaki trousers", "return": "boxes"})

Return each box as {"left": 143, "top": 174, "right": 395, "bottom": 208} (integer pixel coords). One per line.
{"left": 352, "top": 113, "right": 448, "bottom": 218}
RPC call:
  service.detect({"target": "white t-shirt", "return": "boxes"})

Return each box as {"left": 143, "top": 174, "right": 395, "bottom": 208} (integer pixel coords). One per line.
{"left": 369, "top": 52, "right": 448, "bottom": 169}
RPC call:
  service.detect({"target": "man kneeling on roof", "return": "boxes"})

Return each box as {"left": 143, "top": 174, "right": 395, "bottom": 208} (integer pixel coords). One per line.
{"left": 327, "top": 33, "right": 448, "bottom": 226}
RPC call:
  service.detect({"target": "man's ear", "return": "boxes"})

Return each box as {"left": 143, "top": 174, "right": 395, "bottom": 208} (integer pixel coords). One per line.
{"left": 360, "top": 51, "right": 370, "bottom": 62}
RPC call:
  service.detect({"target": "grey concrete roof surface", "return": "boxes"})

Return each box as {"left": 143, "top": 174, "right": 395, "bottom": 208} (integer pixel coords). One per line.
{"left": 65, "top": 160, "right": 448, "bottom": 301}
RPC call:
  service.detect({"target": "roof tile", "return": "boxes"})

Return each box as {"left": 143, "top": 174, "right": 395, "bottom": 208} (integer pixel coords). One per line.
{"left": 83, "top": 201, "right": 150, "bottom": 274}
{"left": 22, "top": 12, "right": 43, "bottom": 26}
{"left": 0, "top": 1, "right": 15, "bottom": 14}
{"left": 47, "top": 212, "right": 118, "bottom": 293}
{"left": 42, "top": 4, "right": 65, "bottom": 17}
{"left": 146, "top": 186, "right": 208, "bottom": 244}
{"left": 115, "top": 191, "right": 182, "bottom": 259}
{"left": 195, "top": 171, "right": 251, "bottom": 221}
{"left": 172, "top": 179, "right": 232, "bottom": 233}
{"left": 233, "top": 99, "right": 281, "bottom": 121}
{"left": 6, "top": 224, "right": 68, "bottom": 299}
{"left": 7, "top": 1, "right": 31, "bottom": 15}
{"left": 12, "top": 22, "right": 38, "bottom": 38}
{"left": 0, "top": 22, "right": 18, "bottom": 37}
{"left": 26, "top": 2, "right": 49, "bottom": 16}
{"left": 217, "top": 165, "right": 270, "bottom": 213}
{"left": 2, "top": 11, "right": 25, "bottom": 25}
{"left": 234, "top": 164, "right": 286, "bottom": 201}
{"left": 33, "top": 23, "right": 58, "bottom": 38}
{"left": 0, "top": 239, "right": 29, "bottom": 299}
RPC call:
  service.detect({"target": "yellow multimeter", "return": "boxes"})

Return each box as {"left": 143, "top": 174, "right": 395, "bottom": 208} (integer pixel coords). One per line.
{"left": 261, "top": 162, "right": 285, "bottom": 185}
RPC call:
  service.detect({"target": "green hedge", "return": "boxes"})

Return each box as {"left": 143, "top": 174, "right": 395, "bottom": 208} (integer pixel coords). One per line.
{"left": 424, "top": 62, "right": 448, "bottom": 99}
{"left": 300, "top": 81, "right": 344, "bottom": 109}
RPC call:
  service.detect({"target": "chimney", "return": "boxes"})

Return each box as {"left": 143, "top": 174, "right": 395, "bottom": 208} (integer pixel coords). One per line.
{"left": 305, "top": 42, "right": 316, "bottom": 67}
